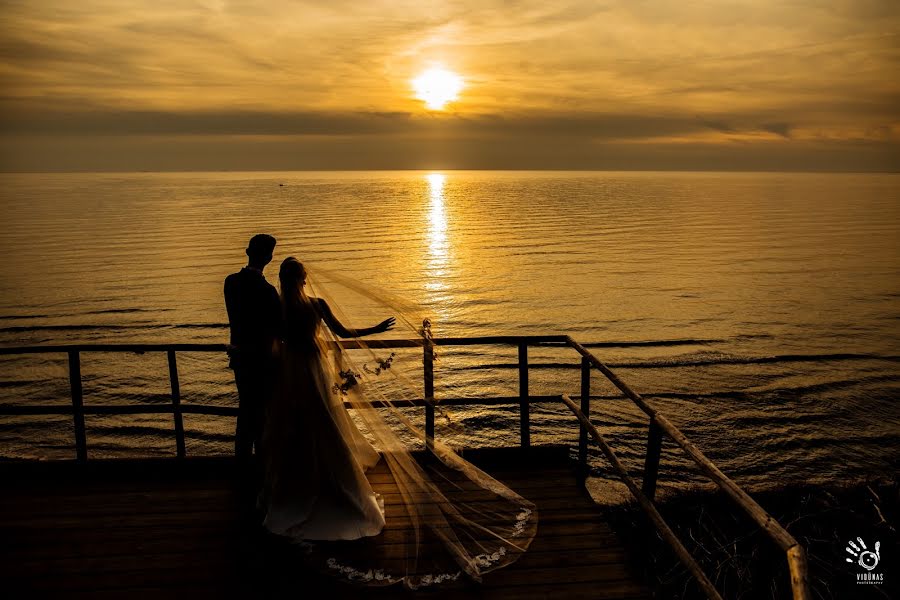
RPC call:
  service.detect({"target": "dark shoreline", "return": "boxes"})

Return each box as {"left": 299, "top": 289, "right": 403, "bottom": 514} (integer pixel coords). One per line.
{"left": 602, "top": 478, "right": 898, "bottom": 599}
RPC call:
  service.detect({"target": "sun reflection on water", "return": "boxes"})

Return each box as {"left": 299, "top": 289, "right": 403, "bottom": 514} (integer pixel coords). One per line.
{"left": 425, "top": 173, "right": 452, "bottom": 313}
{"left": 427, "top": 172, "right": 447, "bottom": 257}
{"left": 427, "top": 173, "right": 449, "bottom": 268}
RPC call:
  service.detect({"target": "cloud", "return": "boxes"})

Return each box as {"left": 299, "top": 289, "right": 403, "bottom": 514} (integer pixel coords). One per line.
{"left": 2, "top": 131, "right": 897, "bottom": 172}
{"left": 0, "top": 96, "right": 870, "bottom": 144}
{"left": 0, "top": 0, "right": 897, "bottom": 170}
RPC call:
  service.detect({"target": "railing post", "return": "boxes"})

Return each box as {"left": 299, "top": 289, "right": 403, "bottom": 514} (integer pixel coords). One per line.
{"left": 578, "top": 356, "right": 590, "bottom": 481}
{"left": 424, "top": 339, "right": 435, "bottom": 449}
{"left": 643, "top": 417, "right": 664, "bottom": 501}
{"left": 167, "top": 350, "right": 186, "bottom": 459}
{"left": 787, "top": 545, "right": 810, "bottom": 600}
{"left": 68, "top": 351, "right": 87, "bottom": 462}
{"left": 518, "top": 343, "right": 530, "bottom": 448}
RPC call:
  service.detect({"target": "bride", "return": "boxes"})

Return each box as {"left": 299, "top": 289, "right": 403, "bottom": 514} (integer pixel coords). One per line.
{"left": 261, "top": 256, "right": 538, "bottom": 589}
{"left": 262, "top": 257, "right": 394, "bottom": 540}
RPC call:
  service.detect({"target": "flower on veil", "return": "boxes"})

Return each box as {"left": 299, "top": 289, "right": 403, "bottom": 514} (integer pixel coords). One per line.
{"left": 363, "top": 352, "right": 396, "bottom": 375}
{"left": 333, "top": 368, "right": 362, "bottom": 395}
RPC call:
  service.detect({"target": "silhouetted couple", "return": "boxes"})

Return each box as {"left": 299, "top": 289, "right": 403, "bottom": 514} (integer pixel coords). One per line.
{"left": 224, "top": 234, "right": 539, "bottom": 589}
{"left": 224, "top": 234, "right": 393, "bottom": 538}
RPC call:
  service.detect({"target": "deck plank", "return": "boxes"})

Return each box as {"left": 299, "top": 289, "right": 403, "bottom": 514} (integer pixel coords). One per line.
{"left": 0, "top": 446, "right": 649, "bottom": 599}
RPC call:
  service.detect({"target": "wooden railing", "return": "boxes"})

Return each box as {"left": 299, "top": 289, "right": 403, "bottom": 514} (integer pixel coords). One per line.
{"left": 0, "top": 335, "right": 808, "bottom": 599}
{"left": 561, "top": 337, "right": 809, "bottom": 600}
{"left": 0, "top": 343, "right": 226, "bottom": 461}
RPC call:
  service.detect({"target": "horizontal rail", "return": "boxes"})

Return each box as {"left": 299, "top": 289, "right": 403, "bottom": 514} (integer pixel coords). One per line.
{"left": 0, "top": 394, "right": 696, "bottom": 416}
{"left": 347, "top": 335, "right": 571, "bottom": 348}
{"left": 0, "top": 344, "right": 227, "bottom": 354}
{"left": 0, "top": 404, "right": 240, "bottom": 416}
{"left": 0, "top": 337, "right": 715, "bottom": 352}
{"left": 0, "top": 395, "right": 566, "bottom": 417}
{"left": 0, "top": 336, "right": 572, "bottom": 356}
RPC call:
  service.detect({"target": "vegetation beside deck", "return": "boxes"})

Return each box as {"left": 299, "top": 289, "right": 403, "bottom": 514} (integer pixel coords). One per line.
{"left": 607, "top": 479, "right": 899, "bottom": 600}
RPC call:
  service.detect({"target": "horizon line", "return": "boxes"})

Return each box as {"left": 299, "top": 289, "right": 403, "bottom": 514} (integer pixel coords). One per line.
{"left": 2, "top": 167, "right": 899, "bottom": 175}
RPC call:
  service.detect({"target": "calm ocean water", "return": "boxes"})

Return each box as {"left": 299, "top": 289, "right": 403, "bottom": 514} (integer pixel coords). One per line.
{"left": 1, "top": 171, "right": 898, "bottom": 497}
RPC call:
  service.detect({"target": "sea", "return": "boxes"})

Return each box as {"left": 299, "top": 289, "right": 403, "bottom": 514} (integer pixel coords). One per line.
{"left": 1, "top": 170, "right": 898, "bottom": 499}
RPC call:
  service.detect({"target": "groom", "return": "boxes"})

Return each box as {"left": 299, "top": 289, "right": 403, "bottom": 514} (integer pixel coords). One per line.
{"left": 224, "top": 234, "right": 282, "bottom": 466}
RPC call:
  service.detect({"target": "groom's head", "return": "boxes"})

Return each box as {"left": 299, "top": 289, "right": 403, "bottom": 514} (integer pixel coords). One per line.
{"left": 246, "top": 234, "right": 276, "bottom": 269}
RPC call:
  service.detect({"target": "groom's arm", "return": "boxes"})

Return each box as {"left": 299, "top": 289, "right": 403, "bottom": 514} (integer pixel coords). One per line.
{"left": 223, "top": 275, "right": 239, "bottom": 343}
{"left": 265, "top": 284, "right": 283, "bottom": 341}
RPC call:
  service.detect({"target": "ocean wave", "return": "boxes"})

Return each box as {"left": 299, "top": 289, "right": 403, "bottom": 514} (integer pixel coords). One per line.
{"left": 83, "top": 424, "right": 234, "bottom": 443}
{"left": 611, "top": 353, "right": 900, "bottom": 368}
{"left": 83, "top": 307, "right": 172, "bottom": 315}
{"left": 0, "top": 323, "right": 227, "bottom": 333}
{"left": 464, "top": 352, "right": 900, "bottom": 370}
{"left": 762, "top": 432, "right": 900, "bottom": 452}
{"left": 581, "top": 338, "right": 723, "bottom": 348}
{"left": 638, "top": 374, "right": 900, "bottom": 400}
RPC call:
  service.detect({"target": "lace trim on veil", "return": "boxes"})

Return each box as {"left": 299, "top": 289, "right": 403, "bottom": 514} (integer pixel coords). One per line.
{"left": 308, "top": 505, "right": 534, "bottom": 588}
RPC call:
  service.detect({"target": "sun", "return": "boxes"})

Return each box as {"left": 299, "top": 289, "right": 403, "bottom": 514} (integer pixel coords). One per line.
{"left": 412, "top": 67, "right": 463, "bottom": 110}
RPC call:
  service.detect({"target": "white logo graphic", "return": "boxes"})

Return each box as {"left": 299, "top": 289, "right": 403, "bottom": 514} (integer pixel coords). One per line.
{"left": 845, "top": 537, "right": 880, "bottom": 571}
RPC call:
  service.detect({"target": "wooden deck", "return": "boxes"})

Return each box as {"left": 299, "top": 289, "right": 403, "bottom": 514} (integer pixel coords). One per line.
{"left": 1, "top": 446, "right": 649, "bottom": 599}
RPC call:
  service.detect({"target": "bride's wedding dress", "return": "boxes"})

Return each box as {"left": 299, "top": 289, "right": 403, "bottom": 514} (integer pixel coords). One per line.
{"left": 259, "top": 263, "right": 537, "bottom": 589}
{"left": 261, "top": 298, "right": 385, "bottom": 540}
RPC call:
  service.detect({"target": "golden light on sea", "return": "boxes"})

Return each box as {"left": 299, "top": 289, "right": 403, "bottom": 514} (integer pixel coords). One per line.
{"left": 412, "top": 68, "right": 463, "bottom": 110}
{"left": 426, "top": 172, "right": 447, "bottom": 259}
{"left": 424, "top": 172, "right": 452, "bottom": 316}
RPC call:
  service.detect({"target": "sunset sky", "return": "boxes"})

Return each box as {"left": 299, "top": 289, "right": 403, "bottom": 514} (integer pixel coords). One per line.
{"left": 1, "top": 0, "right": 898, "bottom": 171}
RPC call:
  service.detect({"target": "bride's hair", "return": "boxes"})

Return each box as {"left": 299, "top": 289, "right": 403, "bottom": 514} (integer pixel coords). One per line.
{"left": 279, "top": 257, "right": 318, "bottom": 335}
{"left": 279, "top": 257, "right": 307, "bottom": 296}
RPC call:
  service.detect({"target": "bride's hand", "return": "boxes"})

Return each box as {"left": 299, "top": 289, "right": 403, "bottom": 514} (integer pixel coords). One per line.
{"left": 376, "top": 317, "right": 396, "bottom": 332}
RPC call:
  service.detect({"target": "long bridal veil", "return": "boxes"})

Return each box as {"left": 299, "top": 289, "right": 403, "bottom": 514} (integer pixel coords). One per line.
{"left": 280, "top": 265, "right": 538, "bottom": 590}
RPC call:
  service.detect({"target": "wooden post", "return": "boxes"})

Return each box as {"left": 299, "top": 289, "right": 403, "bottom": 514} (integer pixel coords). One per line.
{"left": 424, "top": 340, "right": 435, "bottom": 449}
{"left": 578, "top": 356, "right": 590, "bottom": 481}
{"left": 68, "top": 351, "right": 87, "bottom": 462}
{"left": 167, "top": 350, "right": 186, "bottom": 459}
{"left": 518, "top": 343, "right": 530, "bottom": 448}
{"left": 787, "top": 545, "right": 810, "bottom": 600}
{"left": 642, "top": 417, "right": 664, "bottom": 501}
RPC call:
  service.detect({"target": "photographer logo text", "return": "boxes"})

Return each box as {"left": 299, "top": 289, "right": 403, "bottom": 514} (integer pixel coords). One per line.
{"left": 845, "top": 537, "right": 882, "bottom": 585}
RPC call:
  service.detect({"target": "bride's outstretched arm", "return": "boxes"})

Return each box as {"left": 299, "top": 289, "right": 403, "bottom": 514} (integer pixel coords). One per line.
{"left": 317, "top": 298, "right": 395, "bottom": 338}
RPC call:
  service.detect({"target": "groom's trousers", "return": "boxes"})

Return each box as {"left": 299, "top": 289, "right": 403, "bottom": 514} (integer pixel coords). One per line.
{"left": 233, "top": 358, "right": 272, "bottom": 464}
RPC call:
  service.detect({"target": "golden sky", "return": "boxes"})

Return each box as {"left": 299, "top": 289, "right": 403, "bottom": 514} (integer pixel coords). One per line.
{"left": 1, "top": 0, "right": 898, "bottom": 170}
